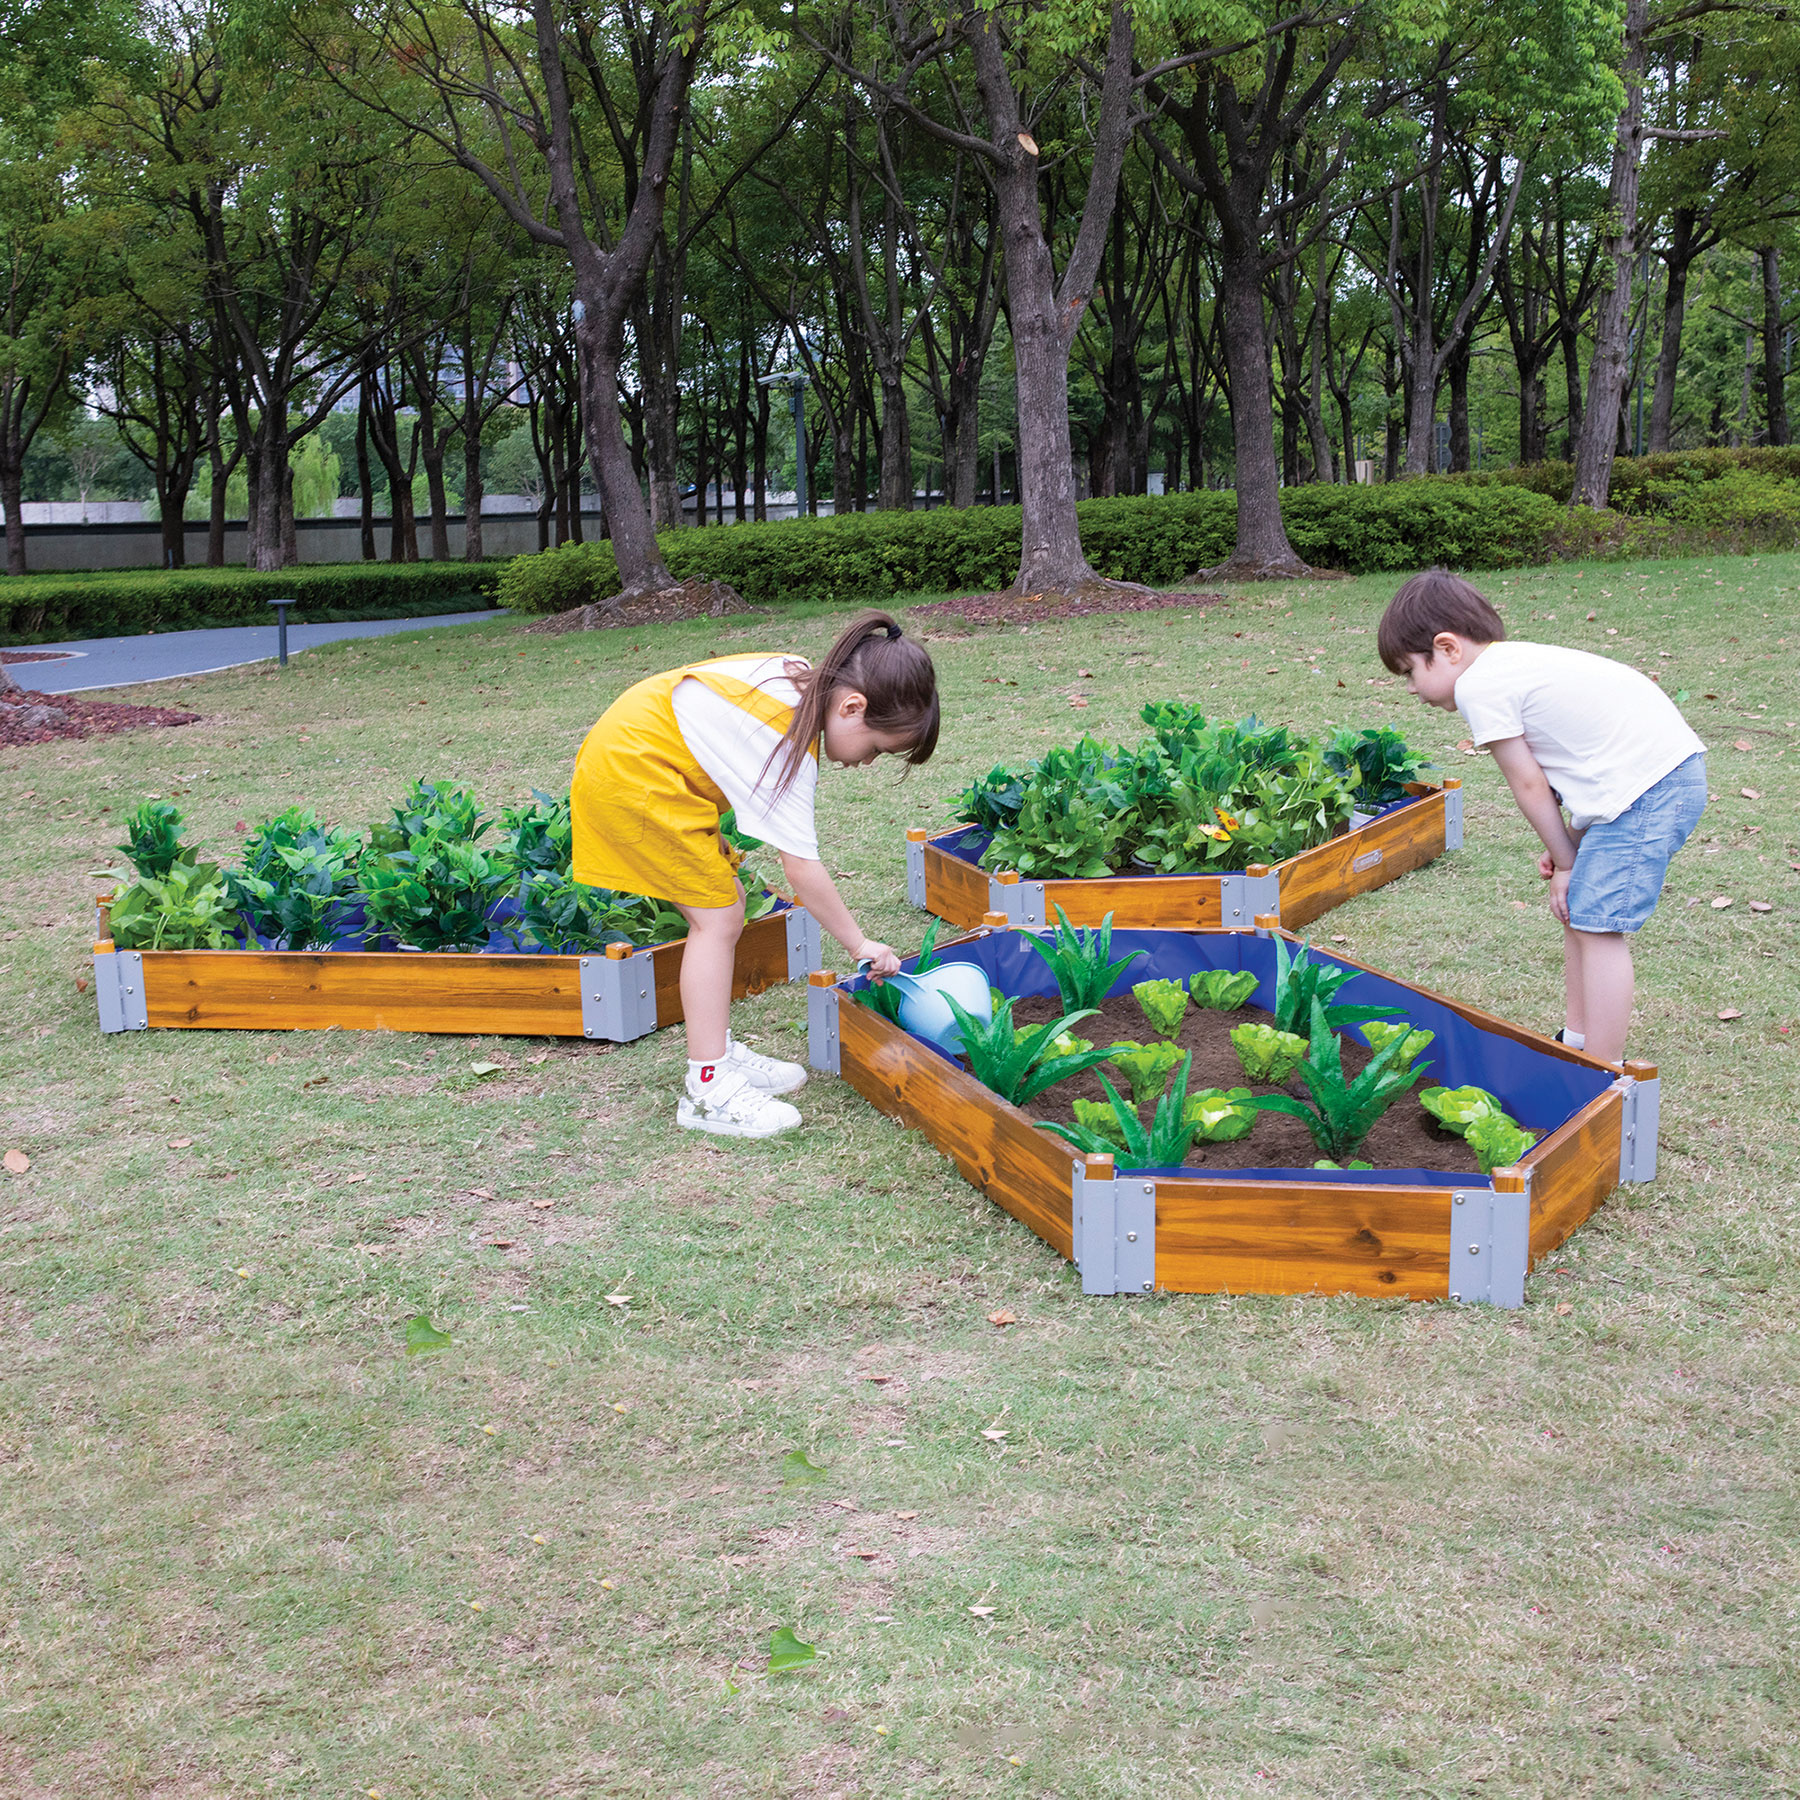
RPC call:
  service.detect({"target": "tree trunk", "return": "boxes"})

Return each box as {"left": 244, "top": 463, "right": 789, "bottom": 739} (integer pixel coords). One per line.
{"left": 280, "top": 459, "right": 298, "bottom": 567}
{"left": 573, "top": 312, "right": 672, "bottom": 596}
{"left": 1447, "top": 346, "right": 1471, "bottom": 472}
{"left": 418, "top": 391, "right": 451, "bottom": 561}
{"left": 208, "top": 423, "right": 229, "bottom": 567}
{"left": 0, "top": 450, "right": 26, "bottom": 579}
{"left": 1648, "top": 217, "right": 1695, "bottom": 453}
{"left": 1761, "top": 245, "right": 1789, "bottom": 447}
{"left": 1572, "top": 0, "right": 1649, "bottom": 509}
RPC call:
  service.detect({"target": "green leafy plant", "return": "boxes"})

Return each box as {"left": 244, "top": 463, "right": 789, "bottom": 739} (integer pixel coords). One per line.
{"left": 370, "top": 779, "right": 490, "bottom": 856}
{"left": 1132, "top": 978, "right": 1190, "bottom": 1039}
{"left": 1230, "top": 1021, "right": 1310, "bottom": 1084}
{"left": 1313, "top": 1159, "right": 1374, "bottom": 1171}
{"left": 108, "top": 857, "right": 237, "bottom": 950}
{"left": 1040, "top": 1052, "right": 1200, "bottom": 1170}
{"left": 766, "top": 1627, "right": 817, "bottom": 1674}
{"left": 942, "top": 997, "right": 1116, "bottom": 1106}
{"left": 1020, "top": 907, "right": 1144, "bottom": 1012}
{"left": 518, "top": 872, "right": 687, "bottom": 952}
{"left": 1467, "top": 1112, "right": 1536, "bottom": 1175}
{"left": 116, "top": 799, "right": 191, "bottom": 880}
{"left": 1190, "top": 969, "right": 1259, "bottom": 1011}
{"left": 1018, "top": 1026, "right": 1093, "bottom": 1058}
{"left": 1070, "top": 1097, "right": 1129, "bottom": 1150}
{"left": 226, "top": 811, "right": 363, "bottom": 950}
{"left": 950, "top": 766, "right": 1026, "bottom": 836}
{"left": 1324, "top": 726, "right": 1432, "bottom": 808}
{"left": 1184, "top": 1087, "right": 1259, "bottom": 1143}
{"left": 360, "top": 839, "right": 517, "bottom": 951}
{"left": 1271, "top": 936, "right": 1400, "bottom": 1036}
{"left": 1418, "top": 1085, "right": 1507, "bottom": 1134}
{"left": 1104, "top": 1040, "right": 1186, "bottom": 1107}
{"left": 984, "top": 739, "right": 1136, "bottom": 878}
{"left": 498, "top": 791, "right": 572, "bottom": 876}
{"left": 1242, "top": 999, "right": 1431, "bottom": 1162}
{"left": 1360, "top": 1020, "right": 1436, "bottom": 1067}
{"left": 780, "top": 1449, "right": 827, "bottom": 1487}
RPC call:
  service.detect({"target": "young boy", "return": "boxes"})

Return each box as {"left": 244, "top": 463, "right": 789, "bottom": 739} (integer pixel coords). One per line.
{"left": 1378, "top": 569, "right": 1706, "bottom": 1066}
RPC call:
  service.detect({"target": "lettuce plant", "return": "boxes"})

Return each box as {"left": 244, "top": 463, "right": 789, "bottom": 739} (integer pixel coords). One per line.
{"left": 1242, "top": 999, "right": 1431, "bottom": 1162}
{"left": 1184, "top": 1087, "right": 1259, "bottom": 1143}
{"left": 1105, "top": 1040, "right": 1186, "bottom": 1106}
{"left": 1314, "top": 1159, "right": 1374, "bottom": 1171}
{"left": 1418, "top": 1085, "right": 1506, "bottom": 1134}
{"left": 1190, "top": 969, "right": 1258, "bottom": 1011}
{"left": 1271, "top": 935, "right": 1399, "bottom": 1036}
{"left": 943, "top": 998, "right": 1116, "bottom": 1106}
{"left": 1132, "top": 978, "right": 1190, "bottom": 1038}
{"left": 1040, "top": 1053, "right": 1199, "bottom": 1170}
{"left": 1018, "top": 1026, "right": 1093, "bottom": 1058}
{"left": 1230, "top": 1022, "right": 1309, "bottom": 1084}
{"left": 1020, "top": 907, "right": 1144, "bottom": 1012}
{"left": 1070, "top": 1097, "right": 1128, "bottom": 1151}
{"left": 1360, "top": 1020, "right": 1436, "bottom": 1067}
{"left": 1467, "top": 1112, "right": 1536, "bottom": 1174}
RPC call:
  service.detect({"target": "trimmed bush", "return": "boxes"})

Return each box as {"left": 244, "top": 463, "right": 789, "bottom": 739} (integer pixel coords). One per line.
{"left": 0, "top": 561, "right": 505, "bottom": 646}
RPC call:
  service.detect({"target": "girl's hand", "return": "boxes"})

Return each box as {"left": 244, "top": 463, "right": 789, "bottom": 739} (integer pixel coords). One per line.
{"left": 1547, "top": 867, "right": 1571, "bottom": 925}
{"left": 856, "top": 939, "right": 902, "bottom": 977}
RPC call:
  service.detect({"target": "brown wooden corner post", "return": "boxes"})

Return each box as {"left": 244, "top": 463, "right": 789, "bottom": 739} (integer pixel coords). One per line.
{"left": 1441, "top": 775, "right": 1463, "bottom": 850}
{"left": 983, "top": 910, "right": 1010, "bottom": 931}
{"left": 95, "top": 891, "right": 114, "bottom": 941}
{"left": 1084, "top": 1152, "right": 1115, "bottom": 1180}
{"left": 604, "top": 941, "right": 632, "bottom": 960}
{"left": 1619, "top": 1059, "right": 1660, "bottom": 1183}
{"left": 1253, "top": 913, "right": 1280, "bottom": 936}
{"left": 905, "top": 827, "right": 930, "bottom": 910}
{"left": 807, "top": 968, "right": 840, "bottom": 1075}
{"left": 905, "top": 828, "right": 930, "bottom": 840}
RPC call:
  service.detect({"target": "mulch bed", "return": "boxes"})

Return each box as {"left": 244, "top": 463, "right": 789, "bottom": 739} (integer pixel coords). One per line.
{"left": 0, "top": 650, "right": 75, "bottom": 665}
{"left": 0, "top": 686, "right": 200, "bottom": 748}
{"left": 1009, "top": 990, "right": 1483, "bottom": 1176}
{"left": 523, "top": 577, "right": 762, "bottom": 634}
{"left": 912, "top": 585, "right": 1224, "bottom": 626}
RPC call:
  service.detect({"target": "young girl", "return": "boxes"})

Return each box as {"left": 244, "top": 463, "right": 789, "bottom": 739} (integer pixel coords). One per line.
{"left": 569, "top": 610, "right": 940, "bottom": 1139}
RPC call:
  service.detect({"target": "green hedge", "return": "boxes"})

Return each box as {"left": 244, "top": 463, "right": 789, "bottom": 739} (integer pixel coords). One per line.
{"left": 0, "top": 561, "right": 506, "bottom": 645}
{"left": 498, "top": 484, "right": 1582, "bottom": 614}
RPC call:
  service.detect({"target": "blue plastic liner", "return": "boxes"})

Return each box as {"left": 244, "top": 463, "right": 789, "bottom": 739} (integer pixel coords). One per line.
{"left": 844, "top": 928, "right": 1610, "bottom": 1189}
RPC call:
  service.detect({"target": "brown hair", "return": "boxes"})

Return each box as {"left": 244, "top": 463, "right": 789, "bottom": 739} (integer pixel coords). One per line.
{"left": 1378, "top": 569, "right": 1507, "bottom": 673}
{"left": 761, "top": 610, "right": 940, "bottom": 798}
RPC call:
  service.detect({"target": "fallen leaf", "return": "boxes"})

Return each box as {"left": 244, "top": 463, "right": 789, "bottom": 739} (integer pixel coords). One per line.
{"left": 895, "top": 1510, "right": 919, "bottom": 1521}
{"left": 1703, "top": 692, "right": 1718, "bottom": 699}
{"left": 1716, "top": 1008, "right": 1743, "bottom": 1021}
{"left": 604, "top": 1292, "right": 632, "bottom": 1306}
{"left": 781, "top": 1449, "right": 828, "bottom": 1486}
{"left": 1457, "top": 738, "right": 1476, "bottom": 753}
{"left": 1741, "top": 787, "right": 1762, "bottom": 800}
{"left": 4, "top": 1148, "right": 31, "bottom": 1174}
{"left": 1749, "top": 901, "right": 1773, "bottom": 913}
{"left": 486, "top": 1237, "right": 516, "bottom": 1249}
{"left": 1585, "top": 609, "right": 1597, "bottom": 621}
{"left": 1069, "top": 697, "right": 1088, "bottom": 708}
{"left": 1555, "top": 1302, "right": 1573, "bottom": 1316}
{"left": 531, "top": 1198, "right": 555, "bottom": 1209}
{"left": 767, "top": 1626, "right": 817, "bottom": 1674}
{"left": 862, "top": 1373, "right": 893, "bottom": 1385}
{"left": 1330, "top": 934, "right": 1349, "bottom": 944}
{"left": 848, "top": 1548, "right": 879, "bottom": 1561}
{"left": 404, "top": 1315, "right": 453, "bottom": 1355}
{"left": 469, "top": 1061, "right": 503, "bottom": 1077}
{"left": 345, "top": 1172, "right": 367, "bottom": 1184}
{"left": 968, "top": 1605, "right": 997, "bottom": 1618}
{"left": 470, "top": 1187, "right": 494, "bottom": 1199}
{"left": 986, "top": 1309, "right": 1018, "bottom": 1327}
{"left": 980, "top": 1428, "right": 1009, "bottom": 1441}
{"left": 167, "top": 1135, "right": 194, "bottom": 1149}
{"left": 1077, "top": 668, "right": 1095, "bottom": 678}
{"left": 75, "top": 977, "right": 88, "bottom": 993}
{"left": 1733, "top": 738, "right": 1754, "bottom": 752}
{"left": 611, "top": 1402, "right": 627, "bottom": 1413}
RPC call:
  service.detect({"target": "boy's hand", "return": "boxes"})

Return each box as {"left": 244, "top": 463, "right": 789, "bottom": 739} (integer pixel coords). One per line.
{"left": 1537, "top": 849, "right": 1557, "bottom": 881}
{"left": 1546, "top": 866, "right": 1571, "bottom": 925}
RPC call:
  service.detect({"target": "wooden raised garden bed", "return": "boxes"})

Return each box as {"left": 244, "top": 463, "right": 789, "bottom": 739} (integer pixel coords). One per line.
{"left": 91, "top": 902, "right": 822, "bottom": 1043}
{"left": 806, "top": 917, "right": 1655, "bottom": 1308}
{"left": 906, "top": 779, "right": 1462, "bottom": 931}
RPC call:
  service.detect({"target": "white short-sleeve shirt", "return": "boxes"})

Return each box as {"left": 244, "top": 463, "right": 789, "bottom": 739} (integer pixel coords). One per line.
{"left": 670, "top": 654, "right": 820, "bottom": 859}
{"left": 1453, "top": 640, "right": 1706, "bottom": 829}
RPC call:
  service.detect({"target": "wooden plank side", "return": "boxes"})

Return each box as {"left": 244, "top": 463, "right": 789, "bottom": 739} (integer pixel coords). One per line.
{"left": 837, "top": 998, "right": 1077, "bottom": 1259}
{"left": 1037, "top": 876, "right": 1225, "bottom": 930}
{"left": 1153, "top": 1176, "right": 1453, "bottom": 1299}
{"left": 1276, "top": 792, "right": 1449, "bottom": 929}
{"left": 1523, "top": 1088, "right": 1623, "bottom": 1264}
{"left": 923, "top": 839, "right": 993, "bottom": 928}
{"left": 141, "top": 951, "right": 584, "bottom": 1036}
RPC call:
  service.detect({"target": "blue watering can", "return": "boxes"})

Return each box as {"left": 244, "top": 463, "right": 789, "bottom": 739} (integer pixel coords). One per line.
{"left": 862, "top": 960, "right": 993, "bottom": 1055}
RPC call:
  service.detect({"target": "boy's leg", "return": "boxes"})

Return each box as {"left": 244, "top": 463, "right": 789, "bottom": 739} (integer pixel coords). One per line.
{"left": 674, "top": 895, "right": 745, "bottom": 1062}
{"left": 1562, "top": 924, "right": 1587, "bottom": 1041}
{"left": 1575, "top": 928, "right": 1634, "bottom": 1065}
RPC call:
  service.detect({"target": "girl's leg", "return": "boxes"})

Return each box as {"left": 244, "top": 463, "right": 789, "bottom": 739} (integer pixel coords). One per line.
{"left": 1576, "top": 929, "right": 1635, "bottom": 1065}
{"left": 1562, "top": 923, "right": 1586, "bottom": 1039}
{"left": 674, "top": 891, "right": 745, "bottom": 1063}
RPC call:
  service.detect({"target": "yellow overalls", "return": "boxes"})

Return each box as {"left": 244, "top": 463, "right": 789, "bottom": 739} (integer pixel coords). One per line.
{"left": 569, "top": 658, "right": 814, "bottom": 908}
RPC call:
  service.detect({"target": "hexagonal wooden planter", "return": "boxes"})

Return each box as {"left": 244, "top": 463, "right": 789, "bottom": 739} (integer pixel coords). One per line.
{"left": 806, "top": 919, "right": 1655, "bottom": 1308}
{"left": 906, "top": 780, "right": 1462, "bottom": 932}
{"left": 89, "top": 902, "right": 822, "bottom": 1044}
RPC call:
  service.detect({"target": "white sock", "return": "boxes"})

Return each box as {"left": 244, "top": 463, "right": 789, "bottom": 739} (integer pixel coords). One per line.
{"left": 1562, "top": 1029, "right": 1585, "bottom": 1049}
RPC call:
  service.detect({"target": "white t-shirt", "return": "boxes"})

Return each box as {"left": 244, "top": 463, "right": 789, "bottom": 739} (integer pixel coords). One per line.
{"left": 670, "top": 654, "right": 820, "bottom": 859}
{"left": 1454, "top": 641, "right": 1706, "bottom": 829}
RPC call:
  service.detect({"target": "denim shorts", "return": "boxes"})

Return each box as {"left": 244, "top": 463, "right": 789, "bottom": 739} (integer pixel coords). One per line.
{"left": 1567, "top": 753, "right": 1707, "bottom": 934}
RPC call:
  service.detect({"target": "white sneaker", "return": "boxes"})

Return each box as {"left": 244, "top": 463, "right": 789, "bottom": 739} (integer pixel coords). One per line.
{"left": 726, "top": 1032, "right": 807, "bottom": 1095}
{"left": 677, "top": 1067, "right": 802, "bottom": 1139}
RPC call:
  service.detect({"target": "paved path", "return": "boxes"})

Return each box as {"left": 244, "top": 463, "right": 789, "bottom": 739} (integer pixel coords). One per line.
{"left": 7, "top": 611, "right": 509, "bottom": 695}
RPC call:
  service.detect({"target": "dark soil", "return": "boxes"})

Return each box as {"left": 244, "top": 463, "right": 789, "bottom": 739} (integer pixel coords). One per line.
{"left": 523, "top": 577, "right": 761, "bottom": 634}
{"left": 912, "top": 583, "right": 1224, "bottom": 626}
{"left": 0, "top": 686, "right": 200, "bottom": 748}
{"left": 1009, "top": 991, "right": 1483, "bottom": 1176}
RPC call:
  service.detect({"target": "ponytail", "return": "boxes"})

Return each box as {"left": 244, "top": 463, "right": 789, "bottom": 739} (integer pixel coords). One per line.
{"left": 760, "top": 610, "right": 940, "bottom": 799}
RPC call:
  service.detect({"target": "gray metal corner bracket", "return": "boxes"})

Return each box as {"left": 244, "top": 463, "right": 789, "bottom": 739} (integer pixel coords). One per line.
{"left": 1616, "top": 1075, "right": 1660, "bottom": 1183}
{"left": 1443, "top": 784, "right": 1465, "bottom": 851}
{"left": 989, "top": 876, "right": 1050, "bottom": 928}
{"left": 94, "top": 949, "right": 147, "bottom": 1034}
{"left": 1072, "top": 1164, "right": 1157, "bottom": 1295}
{"left": 807, "top": 982, "right": 841, "bottom": 1074}
{"left": 1219, "top": 868, "right": 1282, "bottom": 929}
{"left": 578, "top": 951, "right": 657, "bottom": 1042}
{"left": 785, "top": 906, "right": 823, "bottom": 981}
{"left": 1446, "top": 1183, "right": 1531, "bottom": 1308}
{"left": 905, "top": 837, "right": 928, "bottom": 910}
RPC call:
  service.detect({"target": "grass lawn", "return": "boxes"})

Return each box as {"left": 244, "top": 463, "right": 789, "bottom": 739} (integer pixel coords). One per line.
{"left": 2, "top": 553, "right": 1796, "bottom": 1799}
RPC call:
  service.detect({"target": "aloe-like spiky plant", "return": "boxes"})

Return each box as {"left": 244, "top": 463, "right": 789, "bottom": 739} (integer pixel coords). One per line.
{"left": 1019, "top": 907, "right": 1145, "bottom": 1012}
{"left": 1242, "top": 998, "right": 1430, "bottom": 1162}
{"left": 1270, "top": 936, "right": 1400, "bottom": 1036}
{"left": 1039, "top": 1052, "right": 1200, "bottom": 1170}
{"left": 942, "top": 998, "right": 1116, "bottom": 1106}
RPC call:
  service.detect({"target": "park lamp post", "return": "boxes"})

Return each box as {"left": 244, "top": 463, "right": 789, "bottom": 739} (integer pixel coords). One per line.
{"left": 269, "top": 596, "right": 295, "bottom": 667}
{"left": 759, "top": 370, "right": 809, "bottom": 516}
